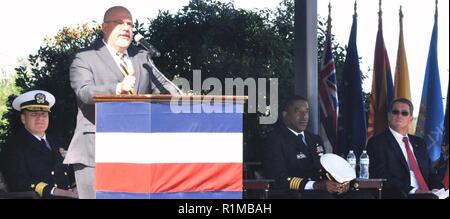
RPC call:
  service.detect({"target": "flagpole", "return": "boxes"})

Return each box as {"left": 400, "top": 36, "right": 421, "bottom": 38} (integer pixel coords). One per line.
{"left": 435, "top": 0, "right": 438, "bottom": 17}
{"left": 378, "top": 0, "right": 382, "bottom": 23}
{"left": 399, "top": 6, "right": 403, "bottom": 29}
{"left": 327, "top": 1, "right": 332, "bottom": 37}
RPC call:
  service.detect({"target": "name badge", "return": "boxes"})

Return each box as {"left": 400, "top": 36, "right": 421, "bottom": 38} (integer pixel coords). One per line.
{"left": 316, "top": 144, "right": 324, "bottom": 154}
{"left": 296, "top": 153, "right": 307, "bottom": 160}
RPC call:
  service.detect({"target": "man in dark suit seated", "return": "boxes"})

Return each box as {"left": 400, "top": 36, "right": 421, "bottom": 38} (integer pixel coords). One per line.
{"left": 262, "top": 96, "right": 368, "bottom": 199}
{"left": 0, "top": 90, "right": 77, "bottom": 198}
{"left": 367, "top": 98, "right": 444, "bottom": 199}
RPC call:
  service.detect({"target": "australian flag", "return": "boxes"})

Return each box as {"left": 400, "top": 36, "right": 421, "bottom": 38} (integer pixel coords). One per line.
{"left": 319, "top": 25, "right": 338, "bottom": 154}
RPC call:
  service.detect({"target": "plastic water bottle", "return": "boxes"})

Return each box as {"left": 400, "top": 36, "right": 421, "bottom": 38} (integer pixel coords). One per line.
{"left": 359, "top": 150, "right": 370, "bottom": 179}
{"left": 346, "top": 150, "right": 357, "bottom": 173}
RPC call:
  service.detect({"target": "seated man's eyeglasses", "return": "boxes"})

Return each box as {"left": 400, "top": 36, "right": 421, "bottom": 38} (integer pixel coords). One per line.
{"left": 391, "top": 110, "right": 410, "bottom": 116}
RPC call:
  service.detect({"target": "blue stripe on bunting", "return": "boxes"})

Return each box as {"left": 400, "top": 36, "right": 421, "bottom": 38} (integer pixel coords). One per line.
{"left": 96, "top": 102, "right": 243, "bottom": 133}
{"left": 96, "top": 191, "right": 242, "bottom": 199}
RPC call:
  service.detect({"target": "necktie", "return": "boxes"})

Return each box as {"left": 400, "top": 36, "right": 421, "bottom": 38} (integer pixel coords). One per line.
{"left": 297, "top": 133, "right": 312, "bottom": 159}
{"left": 40, "top": 138, "right": 52, "bottom": 151}
{"left": 298, "top": 133, "right": 306, "bottom": 145}
{"left": 116, "top": 52, "right": 132, "bottom": 77}
{"left": 117, "top": 52, "right": 134, "bottom": 94}
{"left": 402, "top": 137, "right": 429, "bottom": 191}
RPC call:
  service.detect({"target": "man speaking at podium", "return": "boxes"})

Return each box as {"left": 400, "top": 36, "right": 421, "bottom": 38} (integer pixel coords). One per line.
{"left": 64, "top": 6, "right": 178, "bottom": 199}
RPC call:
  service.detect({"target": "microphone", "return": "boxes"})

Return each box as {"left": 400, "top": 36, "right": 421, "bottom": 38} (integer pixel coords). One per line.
{"left": 134, "top": 34, "right": 161, "bottom": 58}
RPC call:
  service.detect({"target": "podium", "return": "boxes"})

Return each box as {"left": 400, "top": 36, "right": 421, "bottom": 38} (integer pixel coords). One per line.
{"left": 93, "top": 94, "right": 246, "bottom": 199}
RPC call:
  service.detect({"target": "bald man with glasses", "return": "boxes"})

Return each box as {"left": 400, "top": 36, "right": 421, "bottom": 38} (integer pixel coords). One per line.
{"left": 367, "top": 98, "right": 443, "bottom": 198}
{"left": 64, "top": 6, "right": 178, "bottom": 198}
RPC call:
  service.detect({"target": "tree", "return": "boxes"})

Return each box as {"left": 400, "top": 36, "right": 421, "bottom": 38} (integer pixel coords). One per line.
{"left": 145, "top": 0, "right": 290, "bottom": 84}
{"left": 0, "top": 76, "right": 20, "bottom": 143}
{"left": 0, "top": 24, "right": 102, "bottom": 148}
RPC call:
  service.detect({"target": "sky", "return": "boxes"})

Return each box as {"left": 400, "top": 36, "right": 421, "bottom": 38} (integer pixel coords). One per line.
{"left": 0, "top": 0, "right": 279, "bottom": 74}
{"left": 317, "top": 0, "right": 449, "bottom": 116}
{"left": 0, "top": 0, "right": 448, "bottom": 116}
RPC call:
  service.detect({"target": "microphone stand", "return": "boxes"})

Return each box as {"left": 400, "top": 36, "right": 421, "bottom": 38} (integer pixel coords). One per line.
{"left": 146, "top": 54, "right": 186, "bottom": 96}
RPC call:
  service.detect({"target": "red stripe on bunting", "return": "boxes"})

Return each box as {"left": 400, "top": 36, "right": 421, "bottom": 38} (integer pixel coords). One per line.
{"left": 96, "top": 163, "right": 242, "bottom": 193}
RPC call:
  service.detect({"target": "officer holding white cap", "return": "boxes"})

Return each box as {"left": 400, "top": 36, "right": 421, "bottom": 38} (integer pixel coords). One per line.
{"left": 320, "top": 154, "right": 356, "bottom": 185}
{"left": 262, "top": 96, "right": 373, "bottom": 198}
{"left": 1, "top": 90, "right": 78, "bottom": 198}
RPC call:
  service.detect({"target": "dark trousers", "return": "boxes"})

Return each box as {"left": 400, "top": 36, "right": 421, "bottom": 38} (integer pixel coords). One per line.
{"left": 381, "top": 189, "right": 439, "bottom": 199}
{"left": 268, "top": 190, "right": 374, "bottom": 199}
{"left": 407, "top": 193, "right": 439, "bottom": 199}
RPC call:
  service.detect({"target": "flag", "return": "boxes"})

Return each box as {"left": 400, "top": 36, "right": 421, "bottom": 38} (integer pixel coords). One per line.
{"left": 394, "top": 7, "right": 414, "bottom": 134}
{"left": 319, "top": 4, "right": 338, "bottom": 154}
{"left": 367, "top": 7, "right": 394, "bottom": 139}
{"left": 440, "top": 83, "right": 448, "bottom": 188}
{"left": 415, "top": 10, "right": 444, "bottom": 163}
{"left": 444, "top": 84, "right": 449, "bottom": 151}
{"left": 393, "top": 8, "right": 411, "bottom": 100}
{"left": 94, "top": 102, "right": 243, "bottom": 199}
{"left": 443, "top": 164, "right": 449, "bottom": 189}
{"left": 338, "top": 7, "right": 367, "bottom": 158}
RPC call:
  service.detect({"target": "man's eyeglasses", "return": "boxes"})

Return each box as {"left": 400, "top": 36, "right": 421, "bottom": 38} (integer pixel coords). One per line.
{"left": 105, "top": 20, "right": 133, "bottom": 28}
{"left": 391, "top": 110, "right": 410, "bottom": 116}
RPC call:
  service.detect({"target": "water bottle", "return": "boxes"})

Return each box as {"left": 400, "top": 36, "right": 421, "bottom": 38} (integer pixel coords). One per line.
{"left": 359, "top": 150, "right": 370, "bottom": 179}
{"left": 346, "top": 150, "right": 357, "bottom": 173}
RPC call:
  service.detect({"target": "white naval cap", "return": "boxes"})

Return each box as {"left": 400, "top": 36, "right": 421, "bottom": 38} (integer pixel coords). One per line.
{"left": 12, "top": 90, "right": 55, "bottom": 112}
{"left": 320, "top": 153, "right": 356, "bottom": 183}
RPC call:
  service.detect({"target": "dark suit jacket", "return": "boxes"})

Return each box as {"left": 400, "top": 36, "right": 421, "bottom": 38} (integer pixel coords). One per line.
{"left": 65, "top": 39, "right": 178, "bottom": 166}
{"left": 367, "top": 130, "right": 442, "bottom": 194}
{"left": 262, "top": 123, "right": 325, "bottom": 191}
{"left": 0, "top": 128, "right": 74, "bottom": 198}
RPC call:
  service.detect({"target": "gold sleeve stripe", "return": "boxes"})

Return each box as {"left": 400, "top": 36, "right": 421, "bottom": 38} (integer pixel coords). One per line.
{"left": 289, "top": 177, "right": 304, "bottom": 190}
{"left": 289, "top": 177, "right": 295, "bottom": 189}
{"left": 294, "top": 179, "right": 299, "bottom": 190}
{"left": 293, "top": 178, "right": 300, "bottom": 190}
{"left": 289, "top": 177, "right": 297, "bottom": 190}
{"left": 35, "top": 182, "right": 48, "bottom": 197}
{"left": 297, "top": 178, "right": 304, "bottom": 190}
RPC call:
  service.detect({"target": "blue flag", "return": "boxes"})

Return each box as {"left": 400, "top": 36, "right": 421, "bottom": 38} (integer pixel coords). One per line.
{"left": 415, "top": 14, "right": 444, "bottom": 162}
{"left": 338, "top": 13, "right": 367, "bottom": 158}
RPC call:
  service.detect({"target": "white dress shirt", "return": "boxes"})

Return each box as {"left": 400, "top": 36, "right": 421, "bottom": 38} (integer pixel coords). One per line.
{"left": 389, "top": 127, "right": 420, "bottom": 194}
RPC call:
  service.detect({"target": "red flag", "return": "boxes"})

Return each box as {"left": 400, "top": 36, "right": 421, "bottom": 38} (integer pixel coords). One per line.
{"left": 367, "top": 7, "right": 394, "bottom": 139}
{"left": 444, "top": 164, "right": 449, "bottom": 189}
